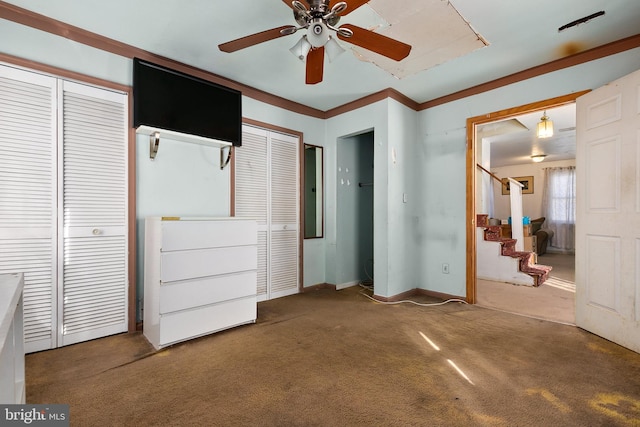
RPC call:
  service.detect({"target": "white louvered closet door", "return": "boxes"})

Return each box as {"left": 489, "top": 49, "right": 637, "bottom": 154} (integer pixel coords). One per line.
{"left": 58, "top": 81, "right": 128, "bottom": 345}
{"left": 59, "top": 81, "right": 128, "bottom": 346}
{"left": 0, "top": 65, "right": 57, "bottom": 353}
{"left": 235, "top": 125, "right": 299, "bottom": 301}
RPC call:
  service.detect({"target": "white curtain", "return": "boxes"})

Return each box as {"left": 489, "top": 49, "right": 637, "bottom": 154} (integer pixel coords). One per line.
{"left": 541, "top": 166, "right": 576, "bottom": 250}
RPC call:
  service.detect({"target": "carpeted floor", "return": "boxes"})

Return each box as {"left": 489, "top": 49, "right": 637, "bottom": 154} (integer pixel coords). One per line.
{"left": 477, "top": 253, "right": 576, "bottom": 325}
{"left": 26, "top": 285, "right": 640, "bottom": 426}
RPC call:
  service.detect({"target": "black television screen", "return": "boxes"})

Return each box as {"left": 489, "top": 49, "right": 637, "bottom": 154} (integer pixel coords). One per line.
{"left": 133, "top": 58, "right": 242, "bottom": 146}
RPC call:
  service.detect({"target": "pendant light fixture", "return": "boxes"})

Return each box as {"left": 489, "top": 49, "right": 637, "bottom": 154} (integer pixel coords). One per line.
{"left": 537, "top": 111, "right": 554, "bottom": 139}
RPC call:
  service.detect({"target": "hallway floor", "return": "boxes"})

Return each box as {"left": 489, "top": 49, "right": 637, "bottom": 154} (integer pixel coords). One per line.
{"left": 477, "top": 253, "right": 575, "bottom": 324}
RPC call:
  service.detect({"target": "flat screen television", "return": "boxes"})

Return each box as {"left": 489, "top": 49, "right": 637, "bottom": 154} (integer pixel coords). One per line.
{"left": 133, "top": 58, "right": 242, "bottom": 146}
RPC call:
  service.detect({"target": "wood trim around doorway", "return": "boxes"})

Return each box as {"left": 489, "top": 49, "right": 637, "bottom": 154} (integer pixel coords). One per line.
{"left": 465, "top": 90, "right": 591, "bottom": 304}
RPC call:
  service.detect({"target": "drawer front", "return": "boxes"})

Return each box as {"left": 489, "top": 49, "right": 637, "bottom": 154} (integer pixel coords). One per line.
{"left": 161, "top": 220, "right": 257, "bottom": 251}
{"left": 159, "top": 297, "right": 257, "bottom": 346}
{"left": 159, "top": 271, "right": 257, "bottom": 314}
{"left": 161, "top": 245, "right": 257, "bottom": 282}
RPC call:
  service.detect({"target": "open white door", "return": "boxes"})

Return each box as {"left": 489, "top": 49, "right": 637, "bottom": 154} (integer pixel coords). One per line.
{"left": 575, "top": 68, "right": 640, "bottom": 353}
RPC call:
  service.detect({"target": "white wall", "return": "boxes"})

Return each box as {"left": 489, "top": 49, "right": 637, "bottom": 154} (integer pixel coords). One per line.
{"left": 491, "top": 159, "right": 576, "bottom": 221}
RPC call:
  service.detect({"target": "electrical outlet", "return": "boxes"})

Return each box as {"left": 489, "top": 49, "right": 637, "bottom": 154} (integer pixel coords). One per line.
{"left": 442, "top": 263, "right": 450, "bottom": 274}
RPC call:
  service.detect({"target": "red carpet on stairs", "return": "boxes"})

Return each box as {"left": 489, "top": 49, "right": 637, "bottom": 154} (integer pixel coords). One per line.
{"left": 477, "top": 214, "right": 552, "bottom": 286}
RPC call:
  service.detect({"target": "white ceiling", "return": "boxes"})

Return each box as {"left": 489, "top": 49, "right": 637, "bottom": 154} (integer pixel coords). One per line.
{"left": 3, "top": 0, "right": 640, "bottom": 112}
{"left": 481, "top": 104, "right": 577, "bottom": 167}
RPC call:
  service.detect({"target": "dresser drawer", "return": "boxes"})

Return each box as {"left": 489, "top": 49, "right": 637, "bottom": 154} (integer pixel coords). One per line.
{"left": 161, "top": 219, "right": 257, "bottom": 251}
{"left": 159, "top": 271, "right": 256, "bottom": 314}
{"left": 160, "top": 245, "right": 257, "bottom": 282}
{"left": 159, "top": 297, "right": 257, "bottom": 347}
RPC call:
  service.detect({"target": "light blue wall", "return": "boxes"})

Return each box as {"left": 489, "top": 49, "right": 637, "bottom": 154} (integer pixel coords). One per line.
{"left": 336, "top": 131, "right": 374, "bottom": 287}
{"left": 0, "top": 20, "right": 131, "bottom": 85}
{"left": 385, "top": 101, "right": 419, "bottom": 297}
{"left": 325, "top": 102, "right": 386, "bottom": 290}
{"left": 135, "top": 136, "right": 231, "bottom": 317}
{"left": 414, "top": 48, "right": 640, "bottom": 297}
{"left": 4, "top": 19, "right": 640, "bottom": 304}
{"left": 325, "top": 99, "right": 419, "bottom": 298}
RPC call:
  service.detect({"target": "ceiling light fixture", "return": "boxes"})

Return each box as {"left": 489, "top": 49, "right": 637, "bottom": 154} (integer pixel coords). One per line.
{"left": 531, "top": 154, "right": 547, "bottom": 163}
{"left": 325, "top": 36, "right": 346, "bottom": 62}
{"left": 289, "top": 36, "right": 312, "bottom": 61}
{"left": 537, "top": 111, "right": 554, "bottom": 139}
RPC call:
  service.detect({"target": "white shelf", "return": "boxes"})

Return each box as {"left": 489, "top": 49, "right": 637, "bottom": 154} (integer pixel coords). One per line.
{"left": 136, "top": 125, "right": 232, "bottom": 148}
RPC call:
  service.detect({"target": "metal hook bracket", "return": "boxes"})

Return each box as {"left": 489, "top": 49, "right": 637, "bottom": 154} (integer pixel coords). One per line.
{"left": 150, "top": 131, "right": 160, "bottom": 160}
{"left": 220, "top": 145, "right": 233, "bottom": 170}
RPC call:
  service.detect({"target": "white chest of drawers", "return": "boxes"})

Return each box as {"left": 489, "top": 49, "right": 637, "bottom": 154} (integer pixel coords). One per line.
{"left": 143, "top": 217, "right": 257, "bottom": 349}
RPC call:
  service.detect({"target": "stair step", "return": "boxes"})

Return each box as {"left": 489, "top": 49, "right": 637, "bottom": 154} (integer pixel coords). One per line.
{"left": 477, "top": 214, "right": 552, "bottom": 286}
{"left": 477, "top": 214, "right": 489, "bottom": 227}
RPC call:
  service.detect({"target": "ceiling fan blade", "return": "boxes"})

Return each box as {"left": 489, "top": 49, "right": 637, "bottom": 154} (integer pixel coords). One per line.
{"left": 306, "top": 46, "right": 325, "bottom": 84}
{"left": 341, "top": 0, "right": 371, "bottom": 15}
{"left": 218, "top": 26, "right": 294, "bottom": 53}
{"left": 337, "top": 24, "right": 411, "bottom": 61}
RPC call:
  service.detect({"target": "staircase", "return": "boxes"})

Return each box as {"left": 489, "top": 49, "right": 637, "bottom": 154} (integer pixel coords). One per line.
{"left": 477, "top": 214, "right": 552, "bottom": 287}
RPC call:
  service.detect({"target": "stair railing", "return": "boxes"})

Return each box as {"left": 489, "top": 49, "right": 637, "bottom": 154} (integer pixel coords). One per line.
{"left": 476, "top": 164, "right": 525, "bottom": 251}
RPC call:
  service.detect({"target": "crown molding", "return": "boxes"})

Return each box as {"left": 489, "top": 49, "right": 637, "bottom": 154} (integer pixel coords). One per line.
{"left": 2, "top": 1, "right": 639, "bottom": 117}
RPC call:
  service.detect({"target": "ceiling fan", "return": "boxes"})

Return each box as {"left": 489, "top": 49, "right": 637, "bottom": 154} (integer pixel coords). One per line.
{"left": 218, "top": 0, "right": 412, "bottom": 84}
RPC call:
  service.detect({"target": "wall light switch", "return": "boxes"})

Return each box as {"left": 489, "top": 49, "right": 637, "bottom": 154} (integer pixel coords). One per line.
{"left": 403, "top": 193, "right": 408, "bottom": 203}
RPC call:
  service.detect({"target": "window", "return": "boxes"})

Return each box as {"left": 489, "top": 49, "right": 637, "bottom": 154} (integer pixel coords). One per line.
{"left": 541, "top": 166, "right": 576, "bottom": 250}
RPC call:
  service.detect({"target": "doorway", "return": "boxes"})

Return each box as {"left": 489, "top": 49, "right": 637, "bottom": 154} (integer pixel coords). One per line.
{"left": 336, "top": 131, "right": 374, "bottom": 289}
{"left": 466, "top": 92, "right": 588, "bottom": 322}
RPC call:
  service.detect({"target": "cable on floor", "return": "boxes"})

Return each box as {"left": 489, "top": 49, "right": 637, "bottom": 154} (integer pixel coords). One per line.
{"left": 359, "top": 287, "right": 468, "bottom": 307}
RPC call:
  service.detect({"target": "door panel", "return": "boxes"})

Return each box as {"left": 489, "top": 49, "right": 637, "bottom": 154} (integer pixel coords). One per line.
{"left": 235, "top": 125, "right": 299, "bottom": 301}
{"left": 576, "top": 68, "right": 640, "bottom": 353}
{"left": 59, "top": 81, "right": 128, "bottom": 346}
{"left": 0, "top": 65, "right": 57, "bottom": 352}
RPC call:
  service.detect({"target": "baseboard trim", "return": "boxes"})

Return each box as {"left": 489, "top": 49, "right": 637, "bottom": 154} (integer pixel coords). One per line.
{"left": 336, "top": 280, "right": 360, "bottom": 290}
{"left": 373, "top": 288, "right": 465, "bottom": 303}
{"left": 302, "top": 283, "right": 336, "bottom": 292}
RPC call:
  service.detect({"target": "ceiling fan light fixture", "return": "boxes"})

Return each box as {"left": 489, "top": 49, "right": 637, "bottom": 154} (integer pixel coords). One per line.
{"left": 537, "top": 111, "right": 554, "bottom": 139}
{"left": 325, "top": 36, "right": 345, "bottom": 62}
{"left": 531, "top": 154, "right": 547, "bottom": 163}
{"left": 289, "top": 35, "right": 312, "bottom": 61}
{"left": 307, "top": 20, "right": 330, "bottom": 48}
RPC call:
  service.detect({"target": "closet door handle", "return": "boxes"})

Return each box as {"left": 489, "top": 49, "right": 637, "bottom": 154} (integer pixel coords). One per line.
{"left": 92, "top": 228, "right": 102, "bottom": 235}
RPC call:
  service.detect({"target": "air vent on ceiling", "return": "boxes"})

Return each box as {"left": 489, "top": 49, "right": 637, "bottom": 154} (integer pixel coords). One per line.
{"left": 558, "top": 11, "right": 605, "bottom": 32}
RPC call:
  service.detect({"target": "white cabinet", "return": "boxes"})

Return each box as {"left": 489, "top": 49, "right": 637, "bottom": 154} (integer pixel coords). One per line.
{"left": 144, "top": 217, "right": 257, "bottom": 349}
{"left": 0, "top": 273, "right": 25, "bottom": 404}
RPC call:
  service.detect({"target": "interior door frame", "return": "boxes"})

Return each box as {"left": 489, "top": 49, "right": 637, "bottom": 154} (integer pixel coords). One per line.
{"left": 465, "top": 90, "right": 590, "bottom": 303}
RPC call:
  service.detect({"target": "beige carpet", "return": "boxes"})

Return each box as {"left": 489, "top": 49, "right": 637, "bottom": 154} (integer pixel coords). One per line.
{"left": 25, "top": 285, "right": 640, "bottom": 427}
{"left": 477, "top": 253, "right": 575, "bottom": 325}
